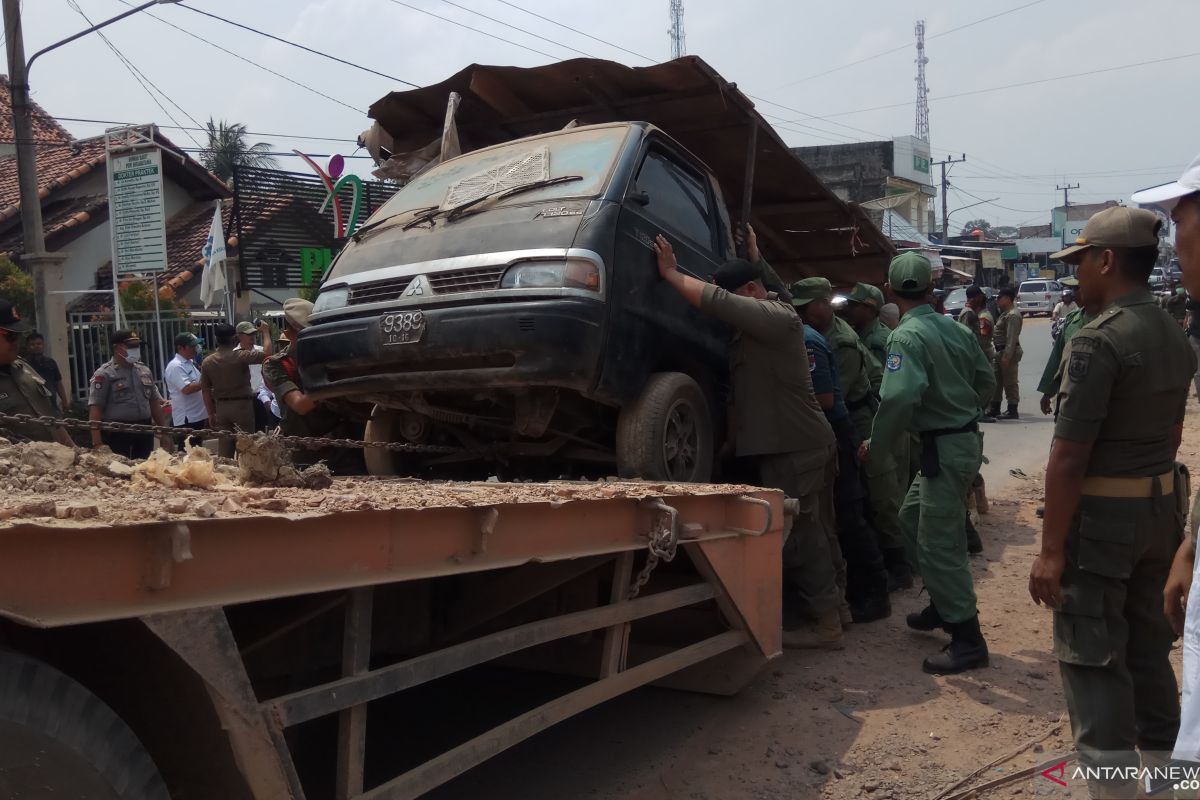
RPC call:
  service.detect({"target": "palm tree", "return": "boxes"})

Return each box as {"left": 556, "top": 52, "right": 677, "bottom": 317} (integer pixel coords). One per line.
{"left": 200, "top": 119, "right": 279, "bottom": 182}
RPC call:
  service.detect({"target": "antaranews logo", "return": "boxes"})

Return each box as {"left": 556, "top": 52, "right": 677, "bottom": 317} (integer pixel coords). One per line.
{"left": 1037, "top": 756, "right": 1200, "bottom": 796}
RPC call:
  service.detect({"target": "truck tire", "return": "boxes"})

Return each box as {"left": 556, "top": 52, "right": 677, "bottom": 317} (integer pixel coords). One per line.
{"left": 363, "top": 406, "right": 424, "bottom": 476}
{"left": 0, "top": 650, "right": 170, "bottom": 800}
{"left": 617, "top": 372, "right": 713, "bottom": 482}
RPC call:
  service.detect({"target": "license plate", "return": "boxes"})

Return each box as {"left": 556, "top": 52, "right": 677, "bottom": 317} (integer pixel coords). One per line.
{"left": 380, "top": 310, "right": 426, "bottom": 345}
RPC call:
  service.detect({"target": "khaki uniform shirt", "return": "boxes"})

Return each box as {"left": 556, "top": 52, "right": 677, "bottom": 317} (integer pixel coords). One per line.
{"left": 0, "top": 359, "right": 59, "bottom": 441}
{"left": 201, "top": 347, "right": 266, "bottom": 401}
{"left": 699, "top": 284, "right": 834, "bottom": 463}
{"left": 262, "top": 345, "right": 341, "bottom": 437}
{"left": 88, "top": 358, "right": 159, "bottom": 422}
{"left": 992, "top": 307, "right": 1023, "bottom": 358}
{"left": 1054, "top": 289, "right": 1196, "bottom": 477}
{"left": 824, "top": 316, "right": 879, "bottom": 406}
{"left": 959, "top": 306, "right": 997, "bottom": 361}
{"left": 871, "top": 305, "right": 995, "bottom": 451}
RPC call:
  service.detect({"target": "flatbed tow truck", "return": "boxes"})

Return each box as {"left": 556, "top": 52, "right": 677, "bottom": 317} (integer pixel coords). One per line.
{"left": 0, "top": 462, "right": 783, "bottom": 799}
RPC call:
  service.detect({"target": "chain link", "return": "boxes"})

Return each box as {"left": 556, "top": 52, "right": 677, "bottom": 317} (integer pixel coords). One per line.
{"left": 0, "top": 412, "right": 460, "bottom": 455}
{"left": 627, "top": 500, "right": 680, "bottom": 600}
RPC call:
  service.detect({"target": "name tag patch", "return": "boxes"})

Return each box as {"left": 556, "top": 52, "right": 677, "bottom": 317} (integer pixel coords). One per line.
{"left": 886, "top": 353, "right": 903, "bottom": 371}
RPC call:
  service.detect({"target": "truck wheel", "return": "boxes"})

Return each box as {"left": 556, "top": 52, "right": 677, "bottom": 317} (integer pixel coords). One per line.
{"left": 363, "top": 406, "right": 419, "bottom": 476}
{"left": 0, "top": 650, "right": 169, "bottom": 799}
{"left": 617, "top": 372, "right": 713, "bottom": 482}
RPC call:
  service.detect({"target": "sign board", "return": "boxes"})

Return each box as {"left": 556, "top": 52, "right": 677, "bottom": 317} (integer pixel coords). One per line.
{"left": 891, "top": 136, "right": 933, "bottom": 186}
{"left": 981, "top": 249, "right": 1003, "bottom": 271}
{"left": 109, "top": 148, "right": 167, "bottom": 274}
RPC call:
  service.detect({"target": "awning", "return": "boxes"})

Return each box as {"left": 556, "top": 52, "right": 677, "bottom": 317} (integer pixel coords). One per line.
{"left": 364, "top": 57, "right": 895, "bottom": 284}
{"left": 945, "top": 267, "right": 975, "bottom": 280}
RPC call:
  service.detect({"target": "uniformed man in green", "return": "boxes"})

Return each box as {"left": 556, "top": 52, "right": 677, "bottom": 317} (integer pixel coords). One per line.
{"left": 841, "top": 283, "right": 889, "bottom": 367}
{"left": 1038, "top": 279, "right": 1097, "bottom": 416}
{"left": 861, "top": 252, "right": 996, "bottom": 674}
{"left": 1029, "top": 207, "right": 1194, "bottom": 798}
{"left": 842, "top": 282, "right": 914, "bottom": 590}
{"left": 0, "top": 299, "right": 71, "bottom": 446}
{"left": 262, "top": 299, "right": 341, "bottom": 438}
{"left": 990, "top": 287, "right": 1023, "bottom": 420}
{"left": 958, "top": 287, "right": 996, "bottom": 420}
{"left": 89, "top": 329, "right": 170, "bottom": 458}
{"left": 653, "top": 234, "right": 845, "bottom": 648}
{"left": 201, "top": 321, "right": 272, "bottom": 458}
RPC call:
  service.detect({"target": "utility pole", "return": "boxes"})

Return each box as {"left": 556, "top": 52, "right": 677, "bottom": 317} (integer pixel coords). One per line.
{"left": 1056, "top": 181, "right": 1079, "bottom": 211}
{"left": 934, "top": 154, "right": 966, "bottom": 242}
{"left": 2, "top": 0, "right": 68, "bottom": 376}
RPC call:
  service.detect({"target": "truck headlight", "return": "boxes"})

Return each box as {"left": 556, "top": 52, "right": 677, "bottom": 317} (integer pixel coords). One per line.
{"left": 312, "top": 286, "right": 350, "bottom": 313}
{"left": 500, "top": 260, "right": 600, "bottom": 291}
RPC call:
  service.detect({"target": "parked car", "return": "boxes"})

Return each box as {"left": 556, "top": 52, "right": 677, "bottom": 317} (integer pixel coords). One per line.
{"left": 1149, "top": 266, "right": 1169, "bottom": 291}
{"left": 1016, "top": 279, "right": 1064, "bottom": 316}
{"left": 942, "top": 286, "right": 995, "bottom": 320}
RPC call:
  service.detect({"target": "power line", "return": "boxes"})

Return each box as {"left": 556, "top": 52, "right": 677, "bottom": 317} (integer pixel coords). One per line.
{"left": 953, "top": 186, "right": 1045, "bottom": 214}
{"left": 790, "top": 50, "right": 1200, "bottom": 121}
{"left": 438, "top": 0, "right": 596, "bottom": 58}
{"left": 386, "top": 0, "right": 560, "bottom": 60}
{"left": 177, "top": 3, "right": 419, "bottom": 88}
{"left": 776, "top": 0, "right": 1046, "bottom": 89}
{"left": 57, "top": 116, "right": 357, "bottom": 144}
{"left": 65, "top": 0, "right": 204, "bottom": 149}
{"left": 113, "top": 0, "right": 363, "bottom": 114}
{"left": 492, "top": 0, "right": 653, "bottom": 62}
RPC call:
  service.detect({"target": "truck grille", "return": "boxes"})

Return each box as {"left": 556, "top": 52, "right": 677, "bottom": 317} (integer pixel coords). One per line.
{"left": 428, "top": 267, "right": 506, "bottom": 293}
{"left": 348, "top": 266, "right": 507, "bottom": 305}
{"left": 349, "top": 278, "right": 410, "bottom": 305}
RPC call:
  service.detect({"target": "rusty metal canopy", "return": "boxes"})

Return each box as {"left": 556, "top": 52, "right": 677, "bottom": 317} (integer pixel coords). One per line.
{"left": 366, "top": 56, "right": 895, "bottom": 284}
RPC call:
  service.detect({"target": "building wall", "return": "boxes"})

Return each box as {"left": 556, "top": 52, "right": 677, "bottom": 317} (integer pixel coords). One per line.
{"left": 790, "top": 141, "right": 894, "bottom": 205}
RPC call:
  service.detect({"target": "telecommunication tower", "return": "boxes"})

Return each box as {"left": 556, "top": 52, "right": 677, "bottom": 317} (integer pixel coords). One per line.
{"left": 669, "top": 0, "right": 686, "bottom": 60}
{"left": 914, "top": 19, "right": 930, "bottom": 142}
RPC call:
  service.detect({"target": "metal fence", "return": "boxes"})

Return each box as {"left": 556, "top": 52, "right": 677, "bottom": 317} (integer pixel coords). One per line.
{"left": 67, "top": 310, "right": 228, "bottom": 401}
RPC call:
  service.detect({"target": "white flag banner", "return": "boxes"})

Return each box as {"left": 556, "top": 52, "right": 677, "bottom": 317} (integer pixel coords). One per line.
{"left": 200, "top": 203, "right": 227, "bottom": 309}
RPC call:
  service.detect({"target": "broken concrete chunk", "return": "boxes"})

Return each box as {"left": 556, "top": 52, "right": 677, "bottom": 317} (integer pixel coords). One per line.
{"left": 19, "top": 500, "right": 56, "bottom": 517}
{"left": 107, "top": 461, "right": 135, "bottom": 477}
{"left": 20, "top": 442, "right": 76, "bottom": 473}
{"left": 247, "top": 498, "right": 289, "bottom": 512}
{"left": 164, "top": 499, "right": 190, "bottom": 514}
{"left": 194, "top": 501, "right": 217, "bottom": 518}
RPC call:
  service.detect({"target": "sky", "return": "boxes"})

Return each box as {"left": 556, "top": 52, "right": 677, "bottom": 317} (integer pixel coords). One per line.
{"left": 15, "top": 0, "right": 1200, "bottom": 233}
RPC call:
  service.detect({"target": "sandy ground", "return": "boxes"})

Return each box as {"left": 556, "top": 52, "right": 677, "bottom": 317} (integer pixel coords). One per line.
{"left": 432, "top": 317, "right": 1190, "bottom": 800}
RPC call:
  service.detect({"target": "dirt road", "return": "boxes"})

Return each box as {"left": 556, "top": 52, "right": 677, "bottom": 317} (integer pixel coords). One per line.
{"left": 433, "top": 315, "right": 1181, "bottom": 800}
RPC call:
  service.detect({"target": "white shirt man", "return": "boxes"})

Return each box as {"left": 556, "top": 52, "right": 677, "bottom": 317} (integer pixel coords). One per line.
{"left": 163, "top": 332, "right": 207, "bottom": 426}
{"left": 1051, "top": 294, "right": 1077, "bottom": 322}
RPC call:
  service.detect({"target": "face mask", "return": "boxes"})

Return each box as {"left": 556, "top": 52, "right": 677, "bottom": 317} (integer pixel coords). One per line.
{"left": 125, "top": 347, "right": 141, "bottom": 363}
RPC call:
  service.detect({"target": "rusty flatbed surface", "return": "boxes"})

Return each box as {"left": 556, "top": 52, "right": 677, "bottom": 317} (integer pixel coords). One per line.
{"left": 0, "top": 480, "right": 783, "bottom": 637}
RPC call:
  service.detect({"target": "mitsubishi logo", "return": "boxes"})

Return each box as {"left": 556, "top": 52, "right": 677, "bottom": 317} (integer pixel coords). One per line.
{"left": 404, "top": 276, "right": 425, "bottom": 296}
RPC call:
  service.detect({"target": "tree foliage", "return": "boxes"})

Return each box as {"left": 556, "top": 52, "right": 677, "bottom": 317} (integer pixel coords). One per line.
{"left": 118, "top": 281, "right": 187, "bottom": 313}
{"left": 960, "top": 218, "right": 994, "bottom": 238}
{"left": 0, "top": 256, "right": 35, "bottom": 324}
{"left": 199, "top": 119, "right": 279, "bottom": 183}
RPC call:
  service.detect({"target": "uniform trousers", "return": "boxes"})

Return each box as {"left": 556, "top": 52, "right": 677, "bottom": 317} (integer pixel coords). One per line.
{"left": 898, "top": 430, "right": 981, "bottom": 623}
{"left": 992, "top": 349, "right": 1022, "bottom": 405}
{"left": 214, "top": 398, "right": 255, "bottom": 458}
{"left": 102, "top": 425, "right": 154, "bottom": 460}
{"left": 831, "top": 420, "right": 889, "bottom": 603}
{"left": 1054, "top": 491, "right": 1181, "bottom": 796}
{"left": 757, "top": 444, "right": 843, "bottom": 621}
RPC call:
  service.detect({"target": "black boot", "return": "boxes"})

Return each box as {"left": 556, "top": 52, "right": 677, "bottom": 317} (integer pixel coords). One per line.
{"left": 965, "top": 514, "right": 983, "bottom": 555}
{"left": 906, "top": 602, "right": 948, "bottom": 632}
{"left": 1002, "top": 403, "right": 1019, "bottom": 420}
{"left": 850, "top": 592, "right": 892, "bottom": 623}
{"left": 884, "top": 547, "right": 914, "bottom": 592}
{"left": 922, "top": 615, "right": 989, "bottom": 675}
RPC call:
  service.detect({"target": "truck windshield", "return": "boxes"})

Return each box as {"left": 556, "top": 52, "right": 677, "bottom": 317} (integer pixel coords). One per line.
{"left": 364, "top": 126, "right": 630, "bottom": 226}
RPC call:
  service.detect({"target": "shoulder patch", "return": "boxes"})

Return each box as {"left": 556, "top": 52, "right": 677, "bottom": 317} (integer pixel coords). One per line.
{"left": 1068, "top": 349, "right": 1090, "bottom": 381}
{"left": 885, "top": 353, "right": 903, "bottom": 371}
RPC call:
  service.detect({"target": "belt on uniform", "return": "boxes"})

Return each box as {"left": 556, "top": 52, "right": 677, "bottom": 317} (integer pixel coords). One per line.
{"left": 917, "top": 420, "right": 979, "bottom": 479}
{"left": 1081, "top": 470, "right": 1174, "bottom": 499}
{"left": 214, "top": 395, "right": 251, "bottom": 402}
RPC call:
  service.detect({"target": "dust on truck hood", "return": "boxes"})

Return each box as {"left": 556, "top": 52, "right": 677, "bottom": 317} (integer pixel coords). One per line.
{"left": 361, "top": 56, "right": 895, "bottom": 286}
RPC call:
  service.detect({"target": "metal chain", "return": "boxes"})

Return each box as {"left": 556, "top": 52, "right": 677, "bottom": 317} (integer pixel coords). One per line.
{"left": 0, "top": 412, "right": 459, "bottom": 454}
{"left": 627, "top": 500, "right": 680, "bottom": 600}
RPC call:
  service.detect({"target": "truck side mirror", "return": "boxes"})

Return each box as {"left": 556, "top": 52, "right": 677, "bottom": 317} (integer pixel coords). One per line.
{"left": 627, "top": 190, "right": 650, "bottom": 207}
